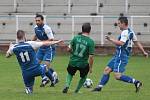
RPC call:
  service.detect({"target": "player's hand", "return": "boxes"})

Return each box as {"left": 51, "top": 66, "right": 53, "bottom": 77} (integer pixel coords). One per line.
{"left": 143, "top": 52, "right": 148, "bottom": 58}
{"left": 105, "top": 35, "right": 110, "bottom": 40}
{"left": 9, "top": 42, "right": 14, "bottom": 48}
{"left": 67, "top": 45, "right": 72, "bottom": 52}
{"left": 57, "top": 40, "right": 64, "bottom": 45}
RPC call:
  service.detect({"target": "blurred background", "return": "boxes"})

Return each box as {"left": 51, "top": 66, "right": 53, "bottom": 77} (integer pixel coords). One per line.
{"left": 0, "top": 0, "right": 150, "bottom": 54}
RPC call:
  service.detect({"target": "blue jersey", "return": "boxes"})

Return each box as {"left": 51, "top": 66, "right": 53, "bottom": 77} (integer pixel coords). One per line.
{"left": 115, "top": 28, "right": 137, "bottom": 57}
{"left": 107, "top": 28, "right": 138, "bottom": 72}
{"left": 34, "top": 24, "right": 55, "bottom": 50}
{"left": 7, "top": 41, "right": 43, "bottom": 72}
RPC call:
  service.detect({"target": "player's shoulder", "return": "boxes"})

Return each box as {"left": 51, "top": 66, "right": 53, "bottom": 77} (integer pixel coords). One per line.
{"left": 34, "top": 25, "right": 38, "bottom": 29}
{"left": 122, "top": 29, "right": 128, "bottom": 33}
{"left": 43, "top": 24, "right": 51, "bottom": 29}
{"left": 121, "top": 29, "right": 129, "bottom": 36}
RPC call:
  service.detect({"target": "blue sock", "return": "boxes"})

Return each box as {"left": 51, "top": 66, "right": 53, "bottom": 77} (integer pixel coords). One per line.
{"left": 119, "top": 75, "right": 138, "bottom": 84}
{"left": 99, "top": 74, "right": 110, "bottom": 87}
{"left": 46, "top": 69, "right": 54, "bottom": 82}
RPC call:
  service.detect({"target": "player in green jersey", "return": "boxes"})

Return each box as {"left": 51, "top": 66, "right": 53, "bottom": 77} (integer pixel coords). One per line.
{"left": 62, "top": 23, "right": 95, "bottom": 93}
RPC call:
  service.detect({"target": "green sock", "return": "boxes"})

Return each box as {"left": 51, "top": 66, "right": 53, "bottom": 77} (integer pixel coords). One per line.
{"left": 75, "top": 76, "right": 87, "bottom": 93}
{"left": 66, "top": 73, "right": 73, "bottom": 87}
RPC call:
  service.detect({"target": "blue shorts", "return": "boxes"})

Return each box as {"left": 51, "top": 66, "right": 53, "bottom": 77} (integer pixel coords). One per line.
{"left": 36, "top": 47, "right": 55, "bottom": 62}
{"left": 22, "top": 64, "right": 46, "bottom": 87}
{"left": 107, "top": 55, "right": 129, "bottom": 73}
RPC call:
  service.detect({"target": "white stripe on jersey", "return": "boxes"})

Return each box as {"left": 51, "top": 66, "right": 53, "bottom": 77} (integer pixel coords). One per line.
{"left": 14, "top": 44, "right": 30, "bottom": 48}
{"left": 117, "top": 60, "right": 122, "bottom": 72}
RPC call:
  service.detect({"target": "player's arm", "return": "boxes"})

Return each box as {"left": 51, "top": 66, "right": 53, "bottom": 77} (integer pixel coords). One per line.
{"left": 28, "top": 40, "right": 63, "bottom": 50}
{"left": 42, "top": 40, "right": 63, "bottom": 46}
{"left": 88, "top": 41, "right": 95, "bottom": 73}
{"left": 89, "top": 55, "right": 94, "bottom": 73}
{"left": 105, "top": 30, "right": 129, "bottom": 46}
{"left": 6, "top": 43, "right": 14, "bottom": 58}
{"left": 32, "top": 34, "right": 37, "bottom": 41}
{"left": 132, "top": 32, "right": 148, "bottom": 58}
{"left": 133, "top": 41, "right": 148, "bottom": 58}
{"left": 105, "top": 35, "right": 124, "bottom": 46}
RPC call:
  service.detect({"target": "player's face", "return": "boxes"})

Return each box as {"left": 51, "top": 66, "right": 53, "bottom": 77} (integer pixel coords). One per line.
{"left": 117, "top": 20, "right": 124, "bottom": 31}
{"left": 35, "top": 17, "right": 44, "bottom": 26}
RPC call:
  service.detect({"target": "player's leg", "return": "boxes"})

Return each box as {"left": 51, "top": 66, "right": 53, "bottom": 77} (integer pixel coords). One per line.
{"left": 31, "top": 65, "right": 49, "bottom": 87}
{"left": 22, "top": 74, "right": 34, "bottom": 94}
{"left": 62, "top": 65, "right": 77, "bottom": 93}
{"left": 43, "top": 49, "right": 58, "bottom": 87}
{"left": 74, "top": 65, "right": 89, "bottom": 93}
{"left": 37, "top": 64, "right": 50, "bottom": 87}
{"left": 113, "top": 58, "right": 142, "bottom": 92}
{"left": 92, "top": 57, "right": 115, "bottom": 92}
{"left": 36, "top": 48, "right": 44, "bottom": 64}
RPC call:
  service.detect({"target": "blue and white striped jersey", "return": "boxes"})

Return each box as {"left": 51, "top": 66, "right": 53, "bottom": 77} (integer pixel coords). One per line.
{"left": 116, "top": 28, "right": 137, "bottom": 57}
{"left": 34, "top": 24, "right": 54, "bottom": 49}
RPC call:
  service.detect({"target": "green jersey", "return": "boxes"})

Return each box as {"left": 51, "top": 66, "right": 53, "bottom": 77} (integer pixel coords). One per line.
{"left": 69, "top": 34, "right": 95, "bottom": 68}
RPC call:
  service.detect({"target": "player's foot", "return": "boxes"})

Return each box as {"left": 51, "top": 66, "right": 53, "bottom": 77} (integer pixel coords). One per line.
{"left": 74, "top": 90, "right": 79, "bottom": 93}
{"left": 40, "top": 77, "right": 50, "bottom": 87}
{"left": 62, "top": 86, "right": 69, "bottom": 93}
{"left": 92, "top": 86, "right": 102, "bottom": 92}
{"left": 74, "top": 90, "right": 82, "bottom": 94}
{"left": 25, "top": 87, "right": 33, "bottom": 94}
{"left": 55, "top": 78, "right": 59, "bottom": 84}
{"left": 50, "top": 79, "right": 59, "bottom": 87}
{"left": 135, "top": 81, "right": 142, "bottom": 93}
{"left": 50, "top": 82, "right": 55, "bottom": 87}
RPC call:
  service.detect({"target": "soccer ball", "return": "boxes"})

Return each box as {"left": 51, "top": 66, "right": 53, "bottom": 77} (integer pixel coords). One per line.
{"left": 83, "top": 78, "right": 93, "bottom": 88}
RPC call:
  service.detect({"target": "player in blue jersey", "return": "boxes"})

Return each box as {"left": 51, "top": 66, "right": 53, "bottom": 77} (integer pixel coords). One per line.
{"left": 92, "top": 16, "right": 148, "bottom": 93}
{"left": 32, "top": 14, "right": 58, "bottom": 87}
{"left": 6, "top": 30, "right": 62, "bottom": 94}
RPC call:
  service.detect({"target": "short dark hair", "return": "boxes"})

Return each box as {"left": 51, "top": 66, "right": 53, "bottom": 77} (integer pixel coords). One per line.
{"left": 118, "top": 16, "right": 128, "bottom": 25}
{"left": 17, "top": 30, "right": 25, "bottom": 40}
{"left": 35, "top": 14, "right": 44, "bottom": 20}
{"left": 82, "top": 23, "right": 91, "bottom": 33}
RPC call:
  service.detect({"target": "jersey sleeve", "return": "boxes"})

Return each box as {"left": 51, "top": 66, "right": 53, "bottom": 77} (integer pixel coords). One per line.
{"left": 89, "top": 40, "right": 95, "bottom": 55}
{"left": 132, "top": 32, "right": 138, "bottom": 41}
{"left": 6, "top": 43, "right": 15, "bottom": 55}
{"left": 44, "top": 25, "right": 54, "bottom": 39}
{"left": 27, "top": 41, "right": 43, "bottom": 50}
{"left": 120, "top": 30, "right": 128, "bottom": 43}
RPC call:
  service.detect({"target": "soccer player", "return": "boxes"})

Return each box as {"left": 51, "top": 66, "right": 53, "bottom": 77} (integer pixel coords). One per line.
{"left": 62, "top": 23, "right": 95, "bottom": 93}
{"left": 92, "top": 16, "right": 148, "bottom": 93}
{"left": 32, "top": 14, "right": 58, "bottom": 87}
{"left": 6, "top": 30, "right": 62, "bottom": 94}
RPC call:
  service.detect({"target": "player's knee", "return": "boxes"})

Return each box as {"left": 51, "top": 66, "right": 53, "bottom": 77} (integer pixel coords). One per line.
{"left": 45, "top": 61, "right": 51, "bottom": 68}
{"left": 103, "top": 67, "right": 112, "bottom": 74}
{"left": 114, "top": 73, "right": 121, "bottom": 80}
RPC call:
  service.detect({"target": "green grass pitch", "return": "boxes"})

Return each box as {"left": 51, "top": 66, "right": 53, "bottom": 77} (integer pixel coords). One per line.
{"left": 0, "top": 53, "right": 150, "bottom": 100}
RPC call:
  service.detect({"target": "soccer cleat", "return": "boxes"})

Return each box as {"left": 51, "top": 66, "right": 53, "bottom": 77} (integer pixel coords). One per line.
{"left": 135, "top": 81, "right": 142, "bottom": 93}
{"left": 50, "top": 82, "right": 55, "bottom": 87}
{"left": 74, "top": 90, "right": 79, "bottom": 93}
{"left": 92, "top": 86, "right": 102, "bottom": 92}
{"left": 50, "top": 78, "right": 59, "bottom": 87}
{"left": 40, "top": 77, "right": 50, "bottom": 87}
{"left": 55, "top": 78, "right": 59, "bottom": 84}
{"left": 62, "top": 86, "right": 69, "bottom": 93}
{"left": 25, "top": 87, "right": 33, "bottom": 94}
